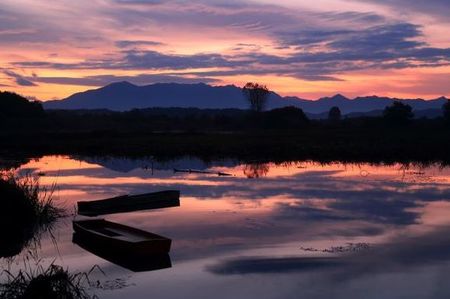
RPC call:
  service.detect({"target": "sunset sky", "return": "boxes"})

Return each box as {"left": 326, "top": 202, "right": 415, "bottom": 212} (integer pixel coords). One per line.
{"left": 1, "top": 0, "right": 449, "bottom": 101}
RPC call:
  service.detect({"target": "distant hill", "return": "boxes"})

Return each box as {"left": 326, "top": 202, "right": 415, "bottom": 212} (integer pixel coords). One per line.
{"left": 0, "top": 91, "right": 44, "bottom": 117}
{"left": 43, "top": 81, "right": 448, "bottom": 115}
{"left": 44, "top": 81, "right": 306, "bottom": 111}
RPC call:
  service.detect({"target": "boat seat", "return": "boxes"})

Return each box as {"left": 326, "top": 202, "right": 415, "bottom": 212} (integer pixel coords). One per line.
{"left": 107, "top": 228, "right": 150, "bottom": 242}
{"left": 95, "top": 228, "right": 122, "bottom": 237}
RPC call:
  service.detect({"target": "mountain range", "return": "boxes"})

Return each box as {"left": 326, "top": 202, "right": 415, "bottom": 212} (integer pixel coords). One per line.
{"left": 43, "top": 81, "right": 449, "bottom": 115}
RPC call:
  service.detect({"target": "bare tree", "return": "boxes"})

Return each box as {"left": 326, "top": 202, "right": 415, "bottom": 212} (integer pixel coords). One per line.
{"left": 242, "top": 82, "right": 270, "bottom": 112}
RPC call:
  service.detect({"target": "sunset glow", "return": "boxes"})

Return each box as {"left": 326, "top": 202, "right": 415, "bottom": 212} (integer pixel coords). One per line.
{"left": 1, "top": 0, "right": 449, "bottom": 100}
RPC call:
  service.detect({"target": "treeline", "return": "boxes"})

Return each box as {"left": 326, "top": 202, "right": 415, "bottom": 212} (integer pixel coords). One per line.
{"left": 0, "top": 91, "right": 44, "bottom": 118}
{"left": 43, "top": 106, "right": 311, "bottom": 132}
{"left": 1, "top": 91, "right": 450, "bottom": 133}
{"left": 1, "top": 91, "right": 450, "bottom": 164}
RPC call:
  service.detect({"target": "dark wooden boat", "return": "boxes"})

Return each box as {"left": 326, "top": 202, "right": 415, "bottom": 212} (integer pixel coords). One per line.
{"left": 218, "top": 172, "right": 232, "bottom": 176}
{"left": 174, "top": 168, "right": 232, "bottom": 176}
{"left": 173, "top": 168, "right": 211, "bottom": 174}
{"left": 73, "top": 219, "right": 171, "bottom": 255}
{"left": 72, "top": 232, "right": 172, "bottom": 272}
{"left": 77, "top": 190, "right": 180, "bottom": 216}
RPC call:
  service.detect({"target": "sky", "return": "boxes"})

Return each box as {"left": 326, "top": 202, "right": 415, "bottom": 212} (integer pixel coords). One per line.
{"left": 0, "top": 0, "right": 449, "bottom": 101}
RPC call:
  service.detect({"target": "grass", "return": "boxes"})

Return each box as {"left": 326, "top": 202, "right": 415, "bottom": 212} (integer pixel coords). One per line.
{"left": 0, "top": 262, "right": 97, "bottom": 299}
{"left": 1, "top": 120, "right": 450, "bottom": 165}
{"left": 1, "top": 106, "right": 450, "bottom": 164}
{"left": 0, "top": 172, "right": 64, "bottom": 258}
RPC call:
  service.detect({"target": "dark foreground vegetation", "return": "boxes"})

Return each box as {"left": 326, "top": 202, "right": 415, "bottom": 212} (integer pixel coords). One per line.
{"left": 0, "top": 263, "right": 95, "bottom": 299}
{"left": 1, "top": 91, "right": 450, "bottom": 164}
{"left": 0, "top": 171, "right": 90, "bottom": 298}
{"left": 0, "top": 173, "right": 63, "bottom": 258}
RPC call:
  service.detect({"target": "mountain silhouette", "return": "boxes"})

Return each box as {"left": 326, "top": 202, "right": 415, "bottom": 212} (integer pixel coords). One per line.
{"left": 43, "top": 81, "right": 448, "bottom": 114}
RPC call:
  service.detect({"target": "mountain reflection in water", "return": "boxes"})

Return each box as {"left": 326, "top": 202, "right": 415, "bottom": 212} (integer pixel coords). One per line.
{"left": 1, "top": 155, "right": 450, "bottom": 299}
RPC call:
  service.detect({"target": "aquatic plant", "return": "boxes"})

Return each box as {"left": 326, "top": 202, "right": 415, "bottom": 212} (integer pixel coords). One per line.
{"left": 0, "top": 263, "right": 97, "bottom": 299}
{"left": 243, "top": 163, "right": 270, "bottom": 178}
{"left": 0, "top": 172, "right": 64, "bottom": 258}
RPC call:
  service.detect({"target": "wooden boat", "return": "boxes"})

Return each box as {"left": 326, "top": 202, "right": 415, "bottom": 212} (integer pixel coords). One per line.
{"left": 73, "top": 219, "right": 171, "bottom": 255}
{"left": 173, "top": 168, "right": 211, "bottom": 174}
{"left": 174, "top": 168, "right": 232, "bottom": 176}
{"left": 218, "top": 172, "right": 232, "bottom": 176}
{"left": 77, "top": 190, "right": 180, "bottom": 216}
{"left": 72, "top": 232, "right": 172, "bottom": 272}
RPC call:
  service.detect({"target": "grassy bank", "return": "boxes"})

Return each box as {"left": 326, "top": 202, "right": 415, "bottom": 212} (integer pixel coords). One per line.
{"left": 1, "top": 94, "right": 450, "bottom": 164}
{"left": 0, "top": 263, "right": 95, "bottom": 299}
{"left": 0, "top": 173, "right": 64, "bottom": 258}
{"left": 1, "top": 120, "right": 449, "bottom": 165}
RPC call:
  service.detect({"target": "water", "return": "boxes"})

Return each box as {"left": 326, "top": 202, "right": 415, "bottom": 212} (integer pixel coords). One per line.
{"left": 2, "top": 155, "right": 450, "bottom": 298}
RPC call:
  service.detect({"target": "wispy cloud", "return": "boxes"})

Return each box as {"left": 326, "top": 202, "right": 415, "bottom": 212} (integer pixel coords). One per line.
{"left": 12, "top": 22, "right": 450, "bottom": 82}
{"left": 29, "top": 73, "right": 219, "bottom": 86}
{"left": 3, "top": 70, "right": 38, "bottom": 86}
{"left": 115, "top": 40, "right": 165, "bottom": 48}
{"left": 351, "top": 0, "right": 450, "bottom": 21}
{"left": 1, "top": 0, "right": 449, "bottom": 99}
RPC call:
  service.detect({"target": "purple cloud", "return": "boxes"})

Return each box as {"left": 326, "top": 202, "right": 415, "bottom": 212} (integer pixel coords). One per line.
{"left": 12, "top": 20, "right": 449, "bottom": 83}
{"left": 3, "top": 70, "right": 38, "bottom": 86}
{"left": 115, "top": 40, "right": 165, "bottom": 48}
{"left": 28, "top": 73, "right": 219, "bottom": 86}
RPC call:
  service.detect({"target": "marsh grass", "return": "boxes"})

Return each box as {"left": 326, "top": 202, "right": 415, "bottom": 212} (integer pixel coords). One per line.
{"left": 0, "top": 262, "right": 98, "bottom": 299}
{"left": 0, "top": 172, "right": 65, "bottom": 258}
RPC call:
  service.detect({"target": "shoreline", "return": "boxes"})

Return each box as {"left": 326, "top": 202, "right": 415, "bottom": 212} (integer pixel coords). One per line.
{"left": 1, "top": 128, "right": 449, "bottom": 165}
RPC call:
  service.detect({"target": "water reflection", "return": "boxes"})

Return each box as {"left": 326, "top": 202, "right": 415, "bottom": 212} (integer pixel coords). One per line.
{"left": 243, "top": 163, "right": 270, "bottom": 178}
{"left": 208, "top": 224, "right": 450, "bottom": 280}
{"left": 73, "top": 233, "right": 172, "bottom": 272}
{"left": 0, "top": 173, "right": 63, "bottom": 259}
{"left": 0, "top": 262, "right": 97, "bottom": 299}
{"left": 2, "top": 155, "right": 450, "bottom": 298}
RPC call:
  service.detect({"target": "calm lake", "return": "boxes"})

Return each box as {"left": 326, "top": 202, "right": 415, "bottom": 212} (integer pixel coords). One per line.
{"left": 3, "top": 155, "right": 450, "bottom": 298}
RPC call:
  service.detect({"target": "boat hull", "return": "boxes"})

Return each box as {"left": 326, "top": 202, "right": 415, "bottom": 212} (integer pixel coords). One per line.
{"left": 73, "top": 219, "right": 171, "bottom": 254}
{"left": 73, "top": 233, "right": 172, "bottom": 272}
{"left": 77, "top": 190, "right": 180, "bottom": 216}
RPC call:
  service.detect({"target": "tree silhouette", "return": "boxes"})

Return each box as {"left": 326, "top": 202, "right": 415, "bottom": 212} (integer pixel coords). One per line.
{"left": 328, "top": 106, "right": 341, "bottom": 122}
{"left": 0, "top": 91, "right": 43, "bottom": 118}
{"left": 265, "top": 106, "right": 309, "bottom": 128}
{"left": 443, "top": 100, "right": 450, "bottom": 124}
{"left": 243, "top": 163, "right": 270, "bottom": 178}
{"left": 383, "top": 101, "right": 413, "bottom": 125}
{"left": 242, "top": 82, "right": 270, "bottom": 112}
